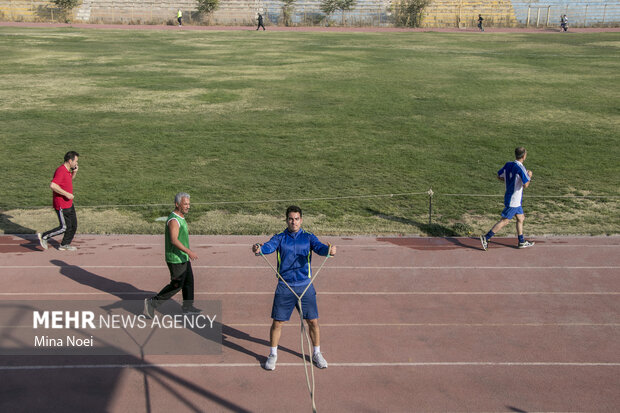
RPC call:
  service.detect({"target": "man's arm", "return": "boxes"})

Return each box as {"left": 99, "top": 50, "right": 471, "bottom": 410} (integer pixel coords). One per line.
{"left": 523, "top": 170, "right": 533, "bottom": 188}
{"left": 252, "top": 234, "right": 280, "bottom": 255}
{"left": 168, "top": 219, "right": 198, "bottom": 260}
{"left": 50, "top": 182, "right": 74, "bottom": 200}
{"left": 310, "top": 234, "right": 336, "bottom": 256}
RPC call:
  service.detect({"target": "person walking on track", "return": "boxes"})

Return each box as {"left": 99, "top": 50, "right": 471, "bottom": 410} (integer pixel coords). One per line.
{"left": 38, "top": 151, "right": 80, "bottom": 251}
{"left": 480, "top": 147, "right": 535, "bottom": 251}
{"left": 257, "top": 13, "right": 266, "bottom": 31}
{"left": 144, "top": 192, "right": 201, "bottom": 318}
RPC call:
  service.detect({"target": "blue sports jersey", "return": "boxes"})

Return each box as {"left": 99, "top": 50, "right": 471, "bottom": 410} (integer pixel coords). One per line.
{"left": 498, "top": 160, "right": 530, "bottom": 207}
{"left": 260, "top": 228, "right": 330, "bottom": 287}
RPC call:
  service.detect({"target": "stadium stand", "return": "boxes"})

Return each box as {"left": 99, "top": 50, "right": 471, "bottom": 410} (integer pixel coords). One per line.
{"left": 0, "top": 0, "right": 619, "bottom": 27}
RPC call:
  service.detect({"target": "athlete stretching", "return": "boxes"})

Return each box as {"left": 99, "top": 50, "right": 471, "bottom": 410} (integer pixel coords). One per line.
{"left": 252, "top": 205, "right": 336, "bottom": 371}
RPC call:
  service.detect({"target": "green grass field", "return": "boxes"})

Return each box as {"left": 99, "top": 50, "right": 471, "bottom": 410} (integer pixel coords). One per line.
{"left": 0, "top": 27, "right": 618, "bottom": 236}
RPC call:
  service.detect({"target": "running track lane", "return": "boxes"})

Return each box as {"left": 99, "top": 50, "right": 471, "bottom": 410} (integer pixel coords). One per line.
{"left": 0, "top": 235, "right": 619, "bottom": 412}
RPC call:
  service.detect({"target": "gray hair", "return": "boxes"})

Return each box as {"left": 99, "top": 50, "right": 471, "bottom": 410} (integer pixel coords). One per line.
{"left": 175, "top": 192, "right": 190, "bottom": 205}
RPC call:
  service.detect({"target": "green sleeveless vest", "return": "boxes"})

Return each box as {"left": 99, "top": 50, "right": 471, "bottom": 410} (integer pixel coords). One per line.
{"left": 165, "top": 212, "right": 189, "bottom": 263}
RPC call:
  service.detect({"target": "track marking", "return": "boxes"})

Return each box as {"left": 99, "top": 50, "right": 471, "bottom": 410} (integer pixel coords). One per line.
{"left": 2, "top": 242, "right": 619, "bottom": 248}
{"left": 2, "top": 265, "right": 620, "bottom": 270}
{"left": 1, "top": 362, "right": 619, "bottom": 371}
{"left": 5, "top": 323, "right": 620, "bottom": 328}
{"left": 0, "top": 291, "right": 618, "bottom": 296}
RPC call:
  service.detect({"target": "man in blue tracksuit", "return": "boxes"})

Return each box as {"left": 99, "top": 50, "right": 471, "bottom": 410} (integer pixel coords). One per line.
{"left": 252, "top": 205, "right": 337, "bottom": 371}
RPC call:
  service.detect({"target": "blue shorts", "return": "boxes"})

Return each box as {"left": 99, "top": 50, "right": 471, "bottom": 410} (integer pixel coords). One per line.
{"left": 271, "top": 282, "right": 318, "bottom": 321}
{"left": 501, "top": 206, "right": 524, "bottom": 220}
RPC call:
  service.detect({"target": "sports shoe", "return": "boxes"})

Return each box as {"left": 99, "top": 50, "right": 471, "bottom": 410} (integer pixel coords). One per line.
{"left": 312, "top": 352, "right": 328, "bottom": 369}
{"left": 58, "top": 244, "right": 77, "bottom": 251}
{"left": 264, "top": 354, "right": 277, "bottom": 370}
{"left": 182, "top": 305, "right": 202, "bottom": 315}
{"left": 518, "top": 240, "right": 535, "bottom": 249}
{"left": 37, "top": 233, "right": 48, "bottom": 250}
{"left": 480, "top": 235, "right": 488, "bottom": 251}
{"left": 144, "top": 298, "right": 155, "bottom": 319}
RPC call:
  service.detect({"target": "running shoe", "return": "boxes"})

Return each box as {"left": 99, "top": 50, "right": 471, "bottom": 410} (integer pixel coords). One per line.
{"left": 58, "top": 244, "right": 77, "bottom": 251}
{"left": 480, "top": 235, "right": 488, "bottom": 251}
{"left": 182, "top": 306, "right": 202, "bottom": 315}
{"left": 312, "top": 352, "right": 328, "bottom": 369}
{"left": 144, "top": 298, "right": 155, "bottom": 319}
{"left": 37, "top": 233, "right": 48, "bottom": 250}
{"left": 265, "top": 354, "right": 277, "bottom": 370}
{"left": 518, "top": 240, "right": 535, "bottom": 249}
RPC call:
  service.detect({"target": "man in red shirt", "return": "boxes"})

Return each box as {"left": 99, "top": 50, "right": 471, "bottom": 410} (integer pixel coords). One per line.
{"left": 37, "top": 151, "right": 80, "bottom": 251}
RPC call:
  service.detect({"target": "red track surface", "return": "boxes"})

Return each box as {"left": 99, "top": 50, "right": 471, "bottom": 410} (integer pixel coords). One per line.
{"left": 0, "top": 234, "right": 619, "bottom": 412}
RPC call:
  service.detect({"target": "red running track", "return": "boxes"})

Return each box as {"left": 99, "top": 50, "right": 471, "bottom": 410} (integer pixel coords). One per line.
{"left": 1, "top": 21, "right": 620, "bottom": 33}
{"left": 0, "top": 234, "right": 619, "bottom": 412}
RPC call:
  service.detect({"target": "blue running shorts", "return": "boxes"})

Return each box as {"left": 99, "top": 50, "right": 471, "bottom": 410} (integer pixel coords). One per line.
{"left": 271, "top": 282, "right": 318, "bottom": 321}
{"left": 501, "top": 206, "right": 524, "bottom": 219}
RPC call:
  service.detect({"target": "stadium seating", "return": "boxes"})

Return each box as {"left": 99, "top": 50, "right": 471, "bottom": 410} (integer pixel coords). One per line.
{"left": 1, "top": 0, "right": 619, "bottom": 27}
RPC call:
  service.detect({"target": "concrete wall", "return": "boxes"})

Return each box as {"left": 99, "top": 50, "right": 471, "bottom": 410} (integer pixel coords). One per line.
{"left": 1, "top": 0, "right": 619, "bottom": 27}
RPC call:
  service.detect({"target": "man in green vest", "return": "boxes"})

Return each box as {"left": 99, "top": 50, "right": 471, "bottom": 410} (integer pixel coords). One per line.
{"left": 177, "top": 9, "right": 183, "bottom": 26}
{"left": 144, "top": 192, "right": 200, "bottom": 318}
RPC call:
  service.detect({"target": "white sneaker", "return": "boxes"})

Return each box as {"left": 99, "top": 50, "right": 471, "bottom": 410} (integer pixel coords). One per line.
{"left": 312, "top": 352, "right": 328, "bottom": 369}
{"left": 518, "top": 240, "right": 535, "bottom": 249}
{"left": 58, "top": 244, "right": 77, "bottom": 251}
{"left": 144, "top": 298, "right": 155, "bottom": 319}
{"left": 480, "top": 235, "right": 488, "bottom": 251}
{"left": 37, "top": 233, "right": 48, "bottom": 250}
{"left": 264, "top": 354, "right": 277, "bottom": 370}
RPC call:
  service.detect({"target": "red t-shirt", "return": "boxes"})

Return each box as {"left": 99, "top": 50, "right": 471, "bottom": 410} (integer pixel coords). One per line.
{"left": 51, "top": 164, "right": 73, "bottom": 210}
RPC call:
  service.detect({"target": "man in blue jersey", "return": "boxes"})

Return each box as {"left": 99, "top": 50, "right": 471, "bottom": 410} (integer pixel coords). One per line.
{"left": 480, "top": 147, "right": 535, "bottom": 250}
{"left": 252, "top": 205, "right": 336, "bottom": 371}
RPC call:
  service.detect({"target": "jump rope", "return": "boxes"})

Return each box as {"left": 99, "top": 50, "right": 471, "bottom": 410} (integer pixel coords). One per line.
{"left": 256, "top": 244, "right": 332, "bottom": 413}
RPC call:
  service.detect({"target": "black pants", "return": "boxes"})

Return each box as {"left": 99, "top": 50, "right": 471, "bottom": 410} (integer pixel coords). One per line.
{"left": 42, "top": 205, "right": 77, "bottom": 246}
{"left": 257, "top": 22, "right": 265, "bottom": 30}
{"left": 153, "top": 261, "right": 194, "bottom": 307}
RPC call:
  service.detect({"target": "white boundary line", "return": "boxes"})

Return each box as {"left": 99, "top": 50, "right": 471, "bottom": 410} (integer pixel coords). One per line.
{"left": 3, "top": 242, "right": 619, "bottom": 247}
{"left": 4, "top": 323, "right": 620, "bottom": 328}
{"left": 0, "top": 291, "right": 618, "bottom": 296}
{"left": 1, "top": 265, "right": 619, "bottom": 269}
{"left": 229, "top": 323, "right": 620, "bottom": 327}
{"left": 0, "top": 362, "right": 619, "bottom": 371}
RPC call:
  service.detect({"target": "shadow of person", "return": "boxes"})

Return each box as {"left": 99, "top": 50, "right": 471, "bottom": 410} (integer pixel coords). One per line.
{"left": 0, "top": 349, "right": 251, "bottom": 412}
{"left": 0, "top": 213, "right": 36, "bottom": 235}
{"left": 49, "top": 259, "right": 302, "bottom": 363}
{"left": 365, "top": 208, "right": 459, "bottom": 237}
{"left": 0, "top": 300, "right": 252, "bottom": 413}
{"left": 0, "top": 213, "right": 40, "bottom": 252}
{"left": 443, "top": 237, "right": 485, "bottom": 251}
{"left": 221, "top": 323, "right": 304, "bottom": 363}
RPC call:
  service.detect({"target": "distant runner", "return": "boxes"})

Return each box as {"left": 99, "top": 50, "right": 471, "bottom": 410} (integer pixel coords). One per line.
{"left": 480, "top": 147, "right": 535, "bottom": 251}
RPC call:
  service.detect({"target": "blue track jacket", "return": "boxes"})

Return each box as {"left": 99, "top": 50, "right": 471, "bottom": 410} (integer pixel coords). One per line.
{"left": 260, "top": 228, "right": 330, "bottom": 287}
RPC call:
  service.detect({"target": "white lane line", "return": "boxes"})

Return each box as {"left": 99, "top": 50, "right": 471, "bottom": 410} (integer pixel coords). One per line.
{"left": 230, "top": 323, "right": 620, "bottom": 327}
{"left": 0, "top": 291, "right": 618, "bottom": 296}
{"left": 4, "top": 323, "right": 619, "bottom": 328}
{"left": 1, "top": 266, "right": 619, "bottom": 269}
{"left": 1, "top": 362, "right": 619, "bottom": 371}
{"left": 3, "top": 243, "right": 619, "bottom": 248}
